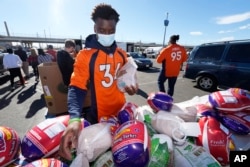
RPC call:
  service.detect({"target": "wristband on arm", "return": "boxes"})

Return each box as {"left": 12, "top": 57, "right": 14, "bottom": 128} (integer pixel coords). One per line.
{"left": 68, "top": 118, "right": 81, "bottom": 124}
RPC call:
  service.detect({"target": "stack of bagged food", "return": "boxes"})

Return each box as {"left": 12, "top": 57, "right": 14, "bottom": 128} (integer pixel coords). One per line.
{"left": 1, "top": 88, "right": 249, "bottom": 167}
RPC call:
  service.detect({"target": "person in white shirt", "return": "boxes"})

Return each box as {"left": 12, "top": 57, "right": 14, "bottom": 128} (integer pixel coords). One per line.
{"left": 3, "top": 48, "right": 25, "bottom": 90}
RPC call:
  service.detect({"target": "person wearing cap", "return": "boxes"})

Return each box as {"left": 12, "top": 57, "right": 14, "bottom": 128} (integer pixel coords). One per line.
{"left": 156, "top": 34, "right": 187, "bottom": 96}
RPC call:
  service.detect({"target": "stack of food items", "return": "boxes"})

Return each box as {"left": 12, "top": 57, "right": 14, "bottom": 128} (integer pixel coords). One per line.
{"left": 1, "top": 88, "right": 249, "bottom": 167}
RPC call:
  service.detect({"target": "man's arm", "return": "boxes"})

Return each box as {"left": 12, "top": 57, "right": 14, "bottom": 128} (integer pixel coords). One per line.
{"left": 67, "top": 86, "right": 87, "bottom": 119}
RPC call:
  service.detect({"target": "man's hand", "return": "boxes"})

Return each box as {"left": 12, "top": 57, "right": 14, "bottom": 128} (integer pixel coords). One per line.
{"left": 117, "top": 69, "right": 127, "bottom": 78}
{"left": 124, "top": 83, "right": 138, "bottom": 95}
{"left": 58, "top": 121, "right": 82, "bottom": 160}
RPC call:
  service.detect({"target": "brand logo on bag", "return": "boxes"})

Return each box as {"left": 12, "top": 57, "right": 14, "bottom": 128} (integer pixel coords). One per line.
{"left": 210, "top": 139, "right": 226, "bottom": 146}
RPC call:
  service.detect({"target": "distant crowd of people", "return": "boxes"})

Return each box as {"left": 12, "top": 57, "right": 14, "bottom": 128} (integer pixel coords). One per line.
{"left": 3, "top": 44, "right": 59, "bottom": 91}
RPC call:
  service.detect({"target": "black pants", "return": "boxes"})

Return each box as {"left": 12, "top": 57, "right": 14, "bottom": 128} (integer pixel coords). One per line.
{"left": 157, "top": 69, "right": 177, "bottom": 96}
{"left": 32, "top": 65, "right": 39, "bottom": 78}
{"left": 8, "top": 67, "right": 25, "bottom": 87}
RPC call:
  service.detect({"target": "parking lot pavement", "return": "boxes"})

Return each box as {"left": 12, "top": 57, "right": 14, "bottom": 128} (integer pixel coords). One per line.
{"left": 0, "top": 61, "right": 209, "bottom": 139}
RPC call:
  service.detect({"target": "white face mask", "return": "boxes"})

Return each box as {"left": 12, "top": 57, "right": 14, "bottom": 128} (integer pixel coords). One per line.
{"left": 97, "top": 33, "right": 115, "bottom": 47}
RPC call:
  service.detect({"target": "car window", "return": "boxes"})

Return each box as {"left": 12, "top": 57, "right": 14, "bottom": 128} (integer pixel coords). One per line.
{"left": 130, "top": 53, "right": 143, "bottom": 58}
{"left": 225, "top": 43, "right": 250, "bottom": 63}
{"left": 193, "top": 45, "right": 225, "bottom": 61}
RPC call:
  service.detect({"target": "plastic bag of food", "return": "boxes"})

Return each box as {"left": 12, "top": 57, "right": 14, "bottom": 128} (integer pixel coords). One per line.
{"left": 151, "top": 111, "right": 186, "bottom": 145}
{"left": 171, "top": 103, "right": 197, "bottom": 122}
{"left": 117, "top": 57, "right": 138, "bottom": 92}
{"left": 70, "top": 123, "right": 112, "bottom": 167}
{"left": 148, "top": 134, "right": 173, "bottom": 167}
{"left": 151, "top": 111, "right": 201, "bottom": 145}
{"left": 209, "top": 88, "right": 250, "bottom": 113}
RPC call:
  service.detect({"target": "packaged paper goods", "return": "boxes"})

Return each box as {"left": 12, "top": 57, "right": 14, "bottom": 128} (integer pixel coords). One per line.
{"left": 174, "top": 141, "right": 221, "bottom": 167}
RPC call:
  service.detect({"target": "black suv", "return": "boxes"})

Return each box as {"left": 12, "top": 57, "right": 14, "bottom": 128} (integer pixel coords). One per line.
{"left": 184, "top": 39, "right": 250, "bottom": 91}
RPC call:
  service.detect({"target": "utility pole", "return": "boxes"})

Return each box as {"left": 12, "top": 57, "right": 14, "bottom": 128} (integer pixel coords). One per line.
{"left": 44, "top": 29, "right": 47, "bottom": 48}
{"left": 162, "top": 12, "right": 169, "bottom": 47}
{"left": 4, "top": 21, "right": 10, "bottom": 36}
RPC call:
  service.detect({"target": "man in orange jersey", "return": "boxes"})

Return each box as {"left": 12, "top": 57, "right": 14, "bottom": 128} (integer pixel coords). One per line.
{"left": 156, "top": 35, "right": 187, "bottom": 96}
{"left": 59, "top": 3, "right": 138, "bottom": 161}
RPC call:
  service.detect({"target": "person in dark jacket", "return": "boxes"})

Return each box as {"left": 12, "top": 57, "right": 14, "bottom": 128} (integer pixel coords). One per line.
{"left": 57, "top": 39, "right": 76, "bottom": 86}
{"left": 14, "top": 46, "right": 29, "bottom": 79}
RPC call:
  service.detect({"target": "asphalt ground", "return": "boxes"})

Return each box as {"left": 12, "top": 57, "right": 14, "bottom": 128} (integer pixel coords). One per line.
{"left": 0, "top": 60, "right": 210, "bottom": 139}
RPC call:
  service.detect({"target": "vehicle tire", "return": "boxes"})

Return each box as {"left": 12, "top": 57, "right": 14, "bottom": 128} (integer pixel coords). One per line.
{"left": 197, "top": 75, "right": 217, "bottom": 91}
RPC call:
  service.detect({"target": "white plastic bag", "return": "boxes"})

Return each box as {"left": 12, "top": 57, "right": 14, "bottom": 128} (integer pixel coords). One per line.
{"left": 117, "top": 57, "right": 138, "bottom": 92}
{"left": 151, "top": 111, "right": 186, "bottom": 145}
{"left": 170, "top": 104, "right": 197, "bottom": 122}
{"left": 70, "top": 123, "right": 112, "bottom": 167}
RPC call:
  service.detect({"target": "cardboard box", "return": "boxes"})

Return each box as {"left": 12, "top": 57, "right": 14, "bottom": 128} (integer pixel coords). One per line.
{"left": 38, "top": 62, "right": 68, "bottom": 115}
{"left": 38, "top": 62, "right": 91, "bottom": 115}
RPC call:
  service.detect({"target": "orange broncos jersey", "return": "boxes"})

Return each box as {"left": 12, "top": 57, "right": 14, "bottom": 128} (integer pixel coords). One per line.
{"left": 157, "top": 44, "right": 187, "bottom": 77}
{"left": 70, "top": 47, "right": 127, "bottom": 121}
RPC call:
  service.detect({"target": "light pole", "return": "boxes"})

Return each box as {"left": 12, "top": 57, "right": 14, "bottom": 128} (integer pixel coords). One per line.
{"left": 162, "top": 12, "right": 169, "bottom": 47}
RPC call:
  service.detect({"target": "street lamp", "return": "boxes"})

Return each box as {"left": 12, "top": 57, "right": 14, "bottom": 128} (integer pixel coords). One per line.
{"left": 162, "top": 12, "right": 169, "bottom": 47}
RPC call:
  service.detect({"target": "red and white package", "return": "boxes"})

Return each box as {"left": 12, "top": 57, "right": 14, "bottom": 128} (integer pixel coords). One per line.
{"left": 21, "top": 115, "right": 89, "bottom": 161}
{"left": 209, "top": 88, "right": 250, "bottom": 113}
{"left": 196, "top": 116, "right": 235, "bottom": 166}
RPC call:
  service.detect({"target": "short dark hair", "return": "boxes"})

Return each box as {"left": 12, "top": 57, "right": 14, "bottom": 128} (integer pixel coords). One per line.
{"left": 64, "top": 39, "right": 76, "bottom": 48}
{"left": 48, "top": 45, "right": 53, "bottom": 49}
{"left": 91, "top": 3, "right": 120, "bottom": 23}
{"left": 38, "top": 48, "right": 46, "bottom": 56}
{"left": 169, "top": 35, "right": 180, "bottom": 44}
{"left": 7, "top": 48, "right": 13, "bottom": 54}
